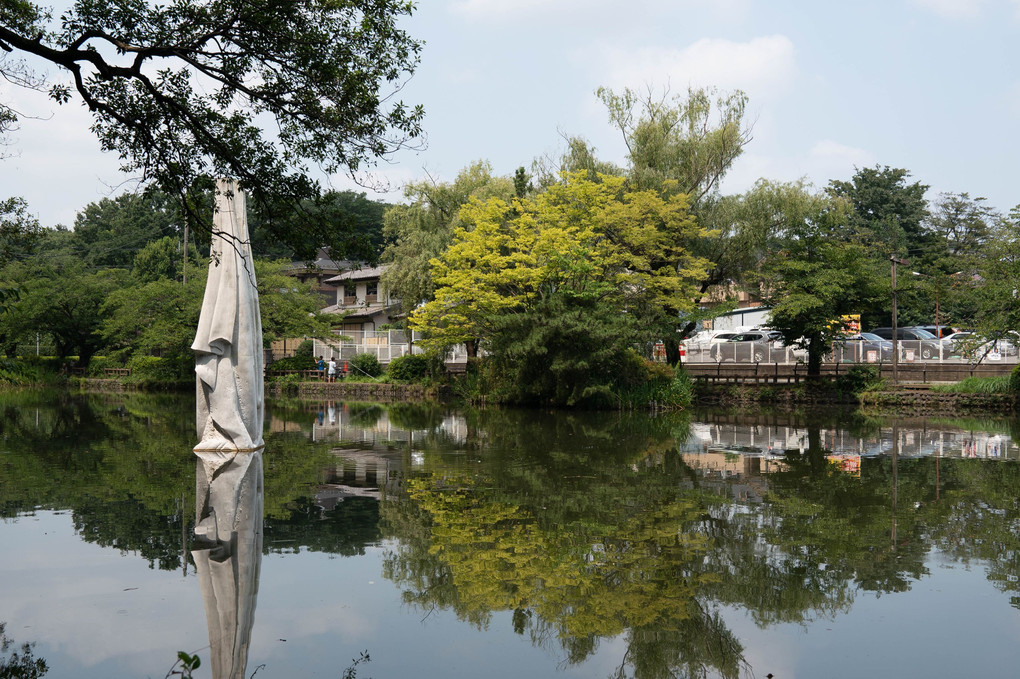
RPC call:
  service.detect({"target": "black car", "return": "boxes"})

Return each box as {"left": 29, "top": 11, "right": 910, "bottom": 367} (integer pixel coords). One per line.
{"left": 831, "top": 333, "right": 893, "bottom": 362}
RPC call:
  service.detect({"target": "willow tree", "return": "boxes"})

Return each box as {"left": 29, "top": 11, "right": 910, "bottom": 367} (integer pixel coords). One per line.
{"left": 595, "top": 86, "right": 755, "bottom": 356}
{"left": 0, "top": 0, "right": 423, "bottom": 258}
{"left": 597, "top": 85, "right": 751, "bottom": 204}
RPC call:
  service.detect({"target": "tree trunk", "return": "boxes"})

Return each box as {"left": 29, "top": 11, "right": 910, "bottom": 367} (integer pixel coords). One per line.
{"left": 807, "top": 340, "right": 823, "bottom": 376}
{"left": 664, "top": 336, "right": 682, "bottom": 365}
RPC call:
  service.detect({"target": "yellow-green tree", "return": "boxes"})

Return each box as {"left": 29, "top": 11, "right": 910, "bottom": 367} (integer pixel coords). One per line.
{"left": 410, "top": 172, "right": 711, "bottom": 403}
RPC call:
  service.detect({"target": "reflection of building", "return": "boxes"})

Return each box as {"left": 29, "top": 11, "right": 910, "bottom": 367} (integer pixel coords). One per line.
{"left": 316, "top": 447, "right": 405, "bottom": 508}
{"left": 680, "top": 420, "right": 1020, "bottom": 461}
{"left": 678, "top": 451, "right": 779, "bottom": 503}
{"left": 311, "top": 405, "right": 468, "bottom": 446}
{"left": 306, "top": 404, "right": 468, "bottom": 511}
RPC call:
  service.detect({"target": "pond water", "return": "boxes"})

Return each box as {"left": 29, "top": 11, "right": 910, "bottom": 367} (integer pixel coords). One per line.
{"left": 2, "top": 390, "right": 1020, "bottom": 679}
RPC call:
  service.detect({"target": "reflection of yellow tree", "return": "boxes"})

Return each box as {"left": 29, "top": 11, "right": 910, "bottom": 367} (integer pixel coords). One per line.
{"left": 394, "top": 472, "right": 743, "bottom": 678}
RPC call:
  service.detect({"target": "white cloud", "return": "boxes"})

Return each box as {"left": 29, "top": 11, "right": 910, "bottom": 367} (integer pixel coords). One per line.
{"left": 594, "top": 35, "right": 797, "bottom": 102}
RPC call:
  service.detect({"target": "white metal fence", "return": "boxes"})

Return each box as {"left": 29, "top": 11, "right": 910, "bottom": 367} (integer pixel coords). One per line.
{"left": 682, "top": 339, "right": 1020, "bottom": 365}
{"left": 312, "top": 330, "right": 471, "bottom": 365}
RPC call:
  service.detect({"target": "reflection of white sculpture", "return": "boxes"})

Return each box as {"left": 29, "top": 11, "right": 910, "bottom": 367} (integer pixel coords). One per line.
{"left": 192, "top": 179, "right": 265, "bottom": 452}
{"left": 192, "top": 450, "right": 263, "bottom": 679}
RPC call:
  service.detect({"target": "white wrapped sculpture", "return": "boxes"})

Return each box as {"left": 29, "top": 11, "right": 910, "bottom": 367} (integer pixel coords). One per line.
{"left": 191, "top": 178, "right": 265, "bottom": 678}
{"left": 192, "top": 179, "right": 265, "bottom": 452}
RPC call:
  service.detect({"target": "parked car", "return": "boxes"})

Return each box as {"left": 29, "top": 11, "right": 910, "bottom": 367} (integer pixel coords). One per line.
{"left": 710, "top": 331, "right": 783, "bottom": 362}
{"left": 913, "top": 324, "right": 960, "bottom": 339}
{"left": 683, "top": 331, "right": 741, "bottom": 357}
{"left": 868, "top": 327, "right": 942, "bottom": 360}
{"left": 831, "top": 333, "right": 893, "bottom": 362}
{"left": 941, "top": 331, "right": 1019, "bottom": 360}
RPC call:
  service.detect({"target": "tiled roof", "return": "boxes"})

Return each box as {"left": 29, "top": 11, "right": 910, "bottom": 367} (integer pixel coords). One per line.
{"left": 324, "top": 263, "right": 391, "bottom": 283}
{"left": 320, "top": 303, "right": 393, "bottom": 318}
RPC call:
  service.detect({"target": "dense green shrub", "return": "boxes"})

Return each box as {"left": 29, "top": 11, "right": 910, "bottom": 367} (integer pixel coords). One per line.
{"left": 386, "top": 353, "right": 431, "bottom": 382}
{"left": 268, "top": 354, "right": 317, "bottom": 371}
{"left": 617, "top": 363, "right": 692, "bottom": 410}
{"left": 85, "top": 355, "right": 116, "bottom": 376}
{"left": 349, "top": 353, "right": 383, "bottom": 378}
{"left": 836, "top": 364, "right": 883, "bottom": 394}
{"left": 1010, "top": 364, "right": 1020, "bottom": 394}
{"left": 126, "top": 355, "right": 191, "bottom": 383}
{"left": 295, "top": 340, "right": 314, "bottom": 358}
{"left": 0, "top": 357, "right": 41, "bottom": 385}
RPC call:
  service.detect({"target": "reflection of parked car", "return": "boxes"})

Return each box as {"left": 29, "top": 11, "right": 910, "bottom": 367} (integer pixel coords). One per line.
{"left": 869, "top": 327, "right": 942, "bottom": 360}
{"left": 832, "top": 333, "right": 893, "bottom": 362}
{"left": 710, "top": 331, "right": 782, "bottom": 362}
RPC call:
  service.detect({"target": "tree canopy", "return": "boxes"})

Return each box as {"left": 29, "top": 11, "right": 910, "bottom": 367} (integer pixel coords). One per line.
{"left": 0, "top": 0, "right": 423, "bottom": 256}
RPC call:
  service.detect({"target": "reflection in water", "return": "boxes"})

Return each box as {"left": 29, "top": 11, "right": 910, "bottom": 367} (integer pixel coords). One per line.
{"left": 6, "top": 392, "right": 1020, "bottom": 678}
{"left": 191, "top": 450, "right": 263, "bottom": 679}
{"left": 682, "top": 418, "right": 1018, "bottom": 460}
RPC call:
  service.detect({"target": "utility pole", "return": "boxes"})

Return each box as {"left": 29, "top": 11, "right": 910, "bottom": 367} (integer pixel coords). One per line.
{"left": 890, "top": 255, "right": 909, "bottom": 385}
{"left": 183, "top": 221, "right": 189, "bottom": 285}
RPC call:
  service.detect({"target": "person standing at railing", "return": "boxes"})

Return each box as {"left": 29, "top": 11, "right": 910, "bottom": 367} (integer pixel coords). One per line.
{"left": 327, "top": 357, "right": 337, "bottom": 382}
{"left": 317, "top": 355, "right": 325, "bottom": 378}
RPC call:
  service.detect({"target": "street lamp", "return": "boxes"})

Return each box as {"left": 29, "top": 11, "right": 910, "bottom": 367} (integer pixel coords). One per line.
{"left": 890, "top": 255, "right": 909, "bottom": 385}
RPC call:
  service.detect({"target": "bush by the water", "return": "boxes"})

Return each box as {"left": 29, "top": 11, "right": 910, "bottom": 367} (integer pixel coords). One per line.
{"left": 616, "top": 352, "right": 692, "bottom": 409}
{"left": 0, "top": 357, "right": 43, "bottom": 385}
{"left": 1010, "top": 363, "right": 1020, "bottom": 394}
{"left": 836, "top": 364, "right": 883, "bottom": 394}
{"left": 386, "top": 353, "right": 431, "bottom": 382}
{"left": 349, "top": 353, "right": 383, "bottom": 378}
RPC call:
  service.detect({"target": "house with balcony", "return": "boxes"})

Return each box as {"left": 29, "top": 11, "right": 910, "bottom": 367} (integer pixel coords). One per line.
{"left": 312, "top": 263, "right": 418, "bottom": 363}
{"left": 321, "top": 264, "right": 400, "bottom": 335}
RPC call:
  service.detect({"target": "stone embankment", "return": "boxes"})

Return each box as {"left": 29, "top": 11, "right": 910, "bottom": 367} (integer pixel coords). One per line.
{"left": 856, "top": 389, "right": 1015, "bottom": 416}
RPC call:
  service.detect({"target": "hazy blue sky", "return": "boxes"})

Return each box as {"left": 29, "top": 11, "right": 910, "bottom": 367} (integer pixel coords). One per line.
{"left": 2, "top": 0, "right": 1017, "bottom": 228}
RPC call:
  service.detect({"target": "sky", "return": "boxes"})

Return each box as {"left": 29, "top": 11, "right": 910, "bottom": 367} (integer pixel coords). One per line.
{"left": 1, "top": 0, "right": 1018, "bottom": 228}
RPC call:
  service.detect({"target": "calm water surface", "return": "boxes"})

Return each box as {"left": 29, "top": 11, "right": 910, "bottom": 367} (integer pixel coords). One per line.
{"left": 2, "top": 391, "right": 1020, "bottom": 678}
